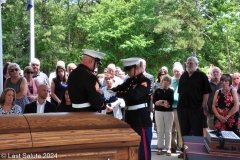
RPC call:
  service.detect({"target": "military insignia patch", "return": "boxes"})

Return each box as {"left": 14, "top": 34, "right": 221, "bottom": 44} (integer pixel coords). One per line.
{"left": 141, "top": 82, "right": 147, "bottom": 87}
{"left": 95, "top": 82, "right": 100, "bottom": 92}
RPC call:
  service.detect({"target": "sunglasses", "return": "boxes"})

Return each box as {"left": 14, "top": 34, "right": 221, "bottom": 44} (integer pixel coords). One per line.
{"left": 31, "top": 63, "right": 39, "bottom": 66}
{"left": 25, "top": 72, "right": 34, "bottom": 74}
{"left": 10, "top": 69, "right": 19, "bottom": 72}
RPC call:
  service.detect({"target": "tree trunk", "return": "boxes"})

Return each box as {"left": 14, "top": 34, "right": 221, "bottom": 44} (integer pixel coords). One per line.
{"left": 226, "top": 32, "right": 231, "bottom": 73}
{"left": 192, "top": 49, "right": 196, "bottom": 57}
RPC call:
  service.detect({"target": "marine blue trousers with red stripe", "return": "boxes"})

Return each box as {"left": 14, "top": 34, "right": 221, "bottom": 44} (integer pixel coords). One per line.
{"left": 134, "top": 128, "right": 152, "bottom": 160}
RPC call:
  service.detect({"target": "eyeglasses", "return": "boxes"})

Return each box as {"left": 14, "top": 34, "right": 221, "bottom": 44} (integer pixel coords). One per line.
{"left": 31, "top": 63, "right": 39, "bottom": 66}
{"left": 10, "top": 68, "right": 19, "bottom": 72}
{"left": 233, "top": 78, "right": 239, "bottom": 80}
{"left": 25, "top": 72, "right": 34, "bottom": 74}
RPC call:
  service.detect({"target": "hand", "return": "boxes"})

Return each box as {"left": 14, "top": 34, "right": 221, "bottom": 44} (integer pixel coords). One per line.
{"left": 162, "top": 102, "right": 170, "bottom": 108}
{"left": 217, "top": 115, "right": 227, "bottom": 123}
{"left": 106, "top": 104, "right": 114, "bottom": 112}
{"left": 203, "top": 108, "right": 209, "bottom": 116}
{"left": 28, "top": 95, "right": 37, "bottom": 102}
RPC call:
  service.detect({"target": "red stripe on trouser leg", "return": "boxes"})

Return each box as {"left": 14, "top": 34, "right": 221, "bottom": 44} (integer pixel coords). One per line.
{"left": 141, "top": 128, "right": 148, "bottom": 160}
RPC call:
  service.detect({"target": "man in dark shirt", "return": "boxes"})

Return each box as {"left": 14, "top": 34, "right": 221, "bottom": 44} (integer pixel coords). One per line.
{"left": 177, "top": 56, "right": 211, "bottom": 158}
{"left": 178, "top": 56, "right": 211, "bottom": 136}
{"left": 68, "top": 49, "right": 107, "bottom": 112}
{"left": 110, "top": 58, "right": 152, "bottom": 160}
{"left": 207, "top": 67, "right": 222, "bottom": 129}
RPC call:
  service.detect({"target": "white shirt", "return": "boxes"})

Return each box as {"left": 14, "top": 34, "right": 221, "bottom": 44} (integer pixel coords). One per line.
{"left": 36, "top": 100, "right": 46, "bottom": 113}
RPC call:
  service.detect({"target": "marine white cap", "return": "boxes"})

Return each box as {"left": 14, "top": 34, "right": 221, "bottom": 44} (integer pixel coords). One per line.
{"left": 120, "top": 57, "right": 142, "bottom": 71}
{"left": 82, "top": 49, "right": 106, "bottom": 64}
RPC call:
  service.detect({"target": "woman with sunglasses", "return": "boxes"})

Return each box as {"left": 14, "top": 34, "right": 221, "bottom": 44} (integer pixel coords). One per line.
{"left": 24, "top": 66, "right": 39, "bottom": 103}
{"left": 154, "top": 66, "right": 168, "bottom": 92}
{"left": 4, "top": 63, "right": 29, "bottom": 113}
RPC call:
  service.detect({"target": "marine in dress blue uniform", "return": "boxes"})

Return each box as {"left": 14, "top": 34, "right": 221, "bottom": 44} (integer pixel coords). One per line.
{"left": 110, "top": 58, "right": 152, "bottom": 160}
{"left": 68, "top": 49, "right": 106, "bottom": 112}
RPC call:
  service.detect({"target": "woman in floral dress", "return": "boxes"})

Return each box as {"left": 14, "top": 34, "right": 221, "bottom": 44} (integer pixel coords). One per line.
{"left": 212, "top": 74, "right": 240, "bottom": 137}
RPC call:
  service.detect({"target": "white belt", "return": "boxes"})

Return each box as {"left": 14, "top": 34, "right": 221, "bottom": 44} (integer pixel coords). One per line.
{"left": 72, "top": 102, "right": 90, "bottom": 108}
{"left": 127, "top": 103, "right": 147, "bottom": 110}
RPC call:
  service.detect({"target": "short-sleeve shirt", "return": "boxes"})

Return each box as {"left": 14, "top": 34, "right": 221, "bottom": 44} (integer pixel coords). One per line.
{"left": 178, "top": 70, "right": 211, "bottom": 108}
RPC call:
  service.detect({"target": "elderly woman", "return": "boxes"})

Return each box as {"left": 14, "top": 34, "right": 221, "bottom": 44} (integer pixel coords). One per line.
{"left": 24, "top": 66, "right": 39, "bottom": 103}
{"left": 4, "top": 63, "right": 29, "bottom": 113}
{"left": 212, "top": 74, "right": 240, "bottom": 137}
{"left": 231, "top": 73, "right": 240, "bottom": 90}
{"left": 153, "top": 74, "right": 174, "bottom": 156}
{"left": 154, "top": 66, "right": 169, "bottom": 91}
{"left": 101, "top": 73, "right": 124, "bottom": 119}
{"left": 51, "top": 65, "right": 68, "bottom": 106}
{"left": 0, "top": 88, "right": 22, "bottom": 114}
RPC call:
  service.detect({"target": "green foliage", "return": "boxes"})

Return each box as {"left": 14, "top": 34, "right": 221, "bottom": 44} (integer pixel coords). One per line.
{"left": 1, "top": 0, "right": 240, "bottom": 77}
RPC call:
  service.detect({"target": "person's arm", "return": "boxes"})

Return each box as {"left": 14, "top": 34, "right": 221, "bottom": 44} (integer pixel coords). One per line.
{"left": 202, "top": 93, "right": 209, "bottom": 116}
{"left": 212, "top": 90, "right": 225, "bottom": 123}
{"left": 153, "top": 89, "right": 169, "bottom": 107}
{"left": 16, "top": 78, "right": 28, "bottom": 99}
{"left": 226, "top": 89, "right": 239, "bottom": 119}
{"left": 50, "top": 80, "right": 61, "bottom": 105}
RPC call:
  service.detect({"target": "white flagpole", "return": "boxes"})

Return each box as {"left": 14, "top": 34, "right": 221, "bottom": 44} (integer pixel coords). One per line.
{"left": 30, "top": 0, "right": 35, "bottom": 62}
{"left": 0, "top": 0, "right": 6, "bottom": 94}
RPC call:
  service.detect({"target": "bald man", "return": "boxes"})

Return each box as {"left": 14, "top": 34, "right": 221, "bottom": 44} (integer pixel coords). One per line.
{"left": 24, "top": 84, "right": 56, "bottom": 113}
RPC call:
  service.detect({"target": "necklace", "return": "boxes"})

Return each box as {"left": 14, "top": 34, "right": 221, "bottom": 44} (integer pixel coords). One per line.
{"left": 2, "top": 105, "right": 11, "bottom": 114}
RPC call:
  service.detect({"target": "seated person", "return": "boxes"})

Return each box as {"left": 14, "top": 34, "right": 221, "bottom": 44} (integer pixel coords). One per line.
{"left": 0, "top": 88, "right": 22, "bottom": 114}
{"left": 24, "top": 84, "right": 57, "bottom": 113}
{"left": 101, "top": 73, "right": 125, "bottom": 119}
{"left": 57, "top": 88, "right": 72, "bottom": 112}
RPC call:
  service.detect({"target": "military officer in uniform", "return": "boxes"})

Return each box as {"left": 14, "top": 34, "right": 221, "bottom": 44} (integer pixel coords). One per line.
{"left": 68, "top": 49, "right": 109, "bottom": 112}
{"left": 109, "top": 58, "right": 152, "bottom": 160}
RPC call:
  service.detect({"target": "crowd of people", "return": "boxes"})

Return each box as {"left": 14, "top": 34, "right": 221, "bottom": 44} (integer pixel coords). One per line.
{"left": 1, "top": 50, "right": 240, "bottom": 160}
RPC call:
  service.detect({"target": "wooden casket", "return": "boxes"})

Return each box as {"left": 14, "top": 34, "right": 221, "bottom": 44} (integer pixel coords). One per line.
{"left": 0, "top": 113, "right": 140, "bottom": 160}
{"left": 204, "top": 130, "right": 240, "bottom": 156}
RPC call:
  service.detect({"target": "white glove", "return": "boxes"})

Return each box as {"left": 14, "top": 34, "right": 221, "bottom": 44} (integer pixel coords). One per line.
{"left": 99, "top": 89, "right": 112, "bottom": 100}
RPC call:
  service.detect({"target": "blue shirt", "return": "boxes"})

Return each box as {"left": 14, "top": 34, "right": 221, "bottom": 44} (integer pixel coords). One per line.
{"left": 171, "top": 77, "right": 179, "bottom": 109}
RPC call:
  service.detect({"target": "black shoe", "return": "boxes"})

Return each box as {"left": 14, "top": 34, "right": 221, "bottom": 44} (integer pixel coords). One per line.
{"left": 178, "top": 153, "right": 184, "bottom": 158}
{"left": 171, "top": 148, "right": 177, "bottom": 153}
